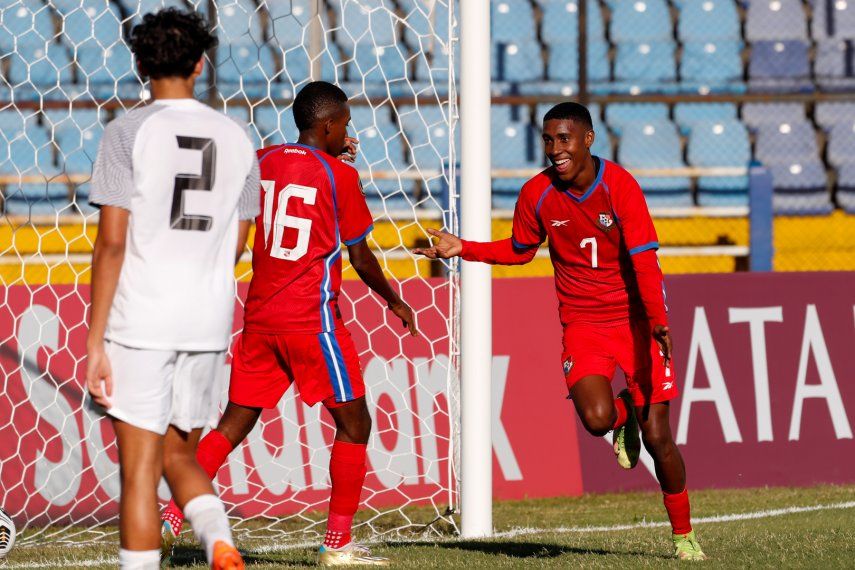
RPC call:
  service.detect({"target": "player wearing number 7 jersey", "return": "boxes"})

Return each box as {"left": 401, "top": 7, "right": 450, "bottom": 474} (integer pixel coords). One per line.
{"left": 160, "top": 81, "right": 416, "bottom": 567}
{"left": 414, "top": 103, "right": 705, "bottom": 561}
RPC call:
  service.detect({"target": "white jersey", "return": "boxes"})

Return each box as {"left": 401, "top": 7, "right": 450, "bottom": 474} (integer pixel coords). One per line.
{"left": 90, "top": 98, "right": 260, "bottom": 351}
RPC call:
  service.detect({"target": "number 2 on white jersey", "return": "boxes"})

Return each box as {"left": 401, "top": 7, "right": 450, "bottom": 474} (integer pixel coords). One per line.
{"left": 580, "top": 237, "right": 598, "bottom": 268}
{"left": 261, "top": 180, "right": 317, "bottom": 261}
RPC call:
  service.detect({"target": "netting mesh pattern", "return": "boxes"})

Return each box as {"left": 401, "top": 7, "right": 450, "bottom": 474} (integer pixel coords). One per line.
{"left": 0, "top": 0, "right": 460, "bottom": 548}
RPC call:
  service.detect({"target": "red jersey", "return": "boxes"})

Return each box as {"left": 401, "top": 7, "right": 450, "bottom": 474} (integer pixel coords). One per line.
{"left": 463, "top": 158, "right": 667, "bottom": 326}
{"left": 243, "top": 143, "right": 374, "bottom": 334}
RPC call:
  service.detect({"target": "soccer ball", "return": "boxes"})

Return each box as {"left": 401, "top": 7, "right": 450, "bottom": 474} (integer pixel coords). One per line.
{"left": 0, "top": 508, "right": 15, "bottom": 558}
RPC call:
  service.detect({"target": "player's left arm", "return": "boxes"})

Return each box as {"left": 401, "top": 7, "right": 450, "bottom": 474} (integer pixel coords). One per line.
{"left": 348, "top": 240, "right": 417, "bottom": 336}
{"left": 235, "top": 143, "right": 261, "bottom": 264}
{"left": 613, "top": 172, "right": 672, "bottom": 362}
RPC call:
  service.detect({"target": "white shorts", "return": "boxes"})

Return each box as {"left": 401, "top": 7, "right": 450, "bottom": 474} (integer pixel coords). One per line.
{"left": 103, "top": 340, "right": 226, "bottom": 435}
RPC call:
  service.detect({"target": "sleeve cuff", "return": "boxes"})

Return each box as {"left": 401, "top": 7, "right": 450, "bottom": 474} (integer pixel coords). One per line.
{"left": 342, "top": 224, "right": 374, "bottom": 246}
{"left": 629, "top": 241, "right": 659, "bottom": 256}
{"left": 511, "top": 236, "right": 540, "bottom": 250}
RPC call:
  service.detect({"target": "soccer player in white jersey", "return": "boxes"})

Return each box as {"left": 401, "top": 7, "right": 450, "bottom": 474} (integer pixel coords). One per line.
{"left": 85, "top": 9, "right": 256, "bottom": 570}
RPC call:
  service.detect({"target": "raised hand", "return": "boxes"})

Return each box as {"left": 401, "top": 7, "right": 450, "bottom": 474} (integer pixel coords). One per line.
{"left": 338, "top": 136, "right": 359, "bottom": 163}
{"left": 412, "top": 228, "right": 463, "bottom": 259}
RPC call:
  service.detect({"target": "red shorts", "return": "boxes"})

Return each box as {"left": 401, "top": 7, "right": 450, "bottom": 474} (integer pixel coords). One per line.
{"left": 561, "top": 319, "right": 678, "bottom": 407}
{"left": 229, "top": 327, "right": 365, "bottom": 409}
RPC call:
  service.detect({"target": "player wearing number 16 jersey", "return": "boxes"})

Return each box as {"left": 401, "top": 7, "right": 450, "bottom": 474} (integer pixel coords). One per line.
{"left": 160, "top": 82, "right": 417, "bottom": 567}
{"left": 414, "top": 103, "right": 705, "bottom": 561}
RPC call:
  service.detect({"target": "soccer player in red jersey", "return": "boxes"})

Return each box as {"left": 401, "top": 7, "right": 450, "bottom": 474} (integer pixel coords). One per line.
{"left": 161, "top": 82, "right": 416, "bottom": 566}
{"left": 414, "top": 103, "right": 706, "bottom": 561}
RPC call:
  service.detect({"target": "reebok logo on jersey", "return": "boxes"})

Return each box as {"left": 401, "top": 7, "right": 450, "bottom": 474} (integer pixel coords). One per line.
{"left": 551, "top": 219, "right": 569, "bottom": 227}
{"left": 598, "top": 212, "right": 615, "bottom": 231}
{"left": 282, "top": 148, "right": 307, "bottom": 155}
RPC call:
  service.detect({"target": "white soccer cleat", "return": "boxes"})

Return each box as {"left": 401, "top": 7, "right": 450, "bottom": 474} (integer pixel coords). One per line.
{"left": 318, "top": 542, "right": 390, "bottom": 566}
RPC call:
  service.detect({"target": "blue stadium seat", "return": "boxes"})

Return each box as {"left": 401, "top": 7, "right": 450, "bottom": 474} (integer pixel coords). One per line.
{"left": 745, "top": 0, "right": 808, "bottom": 41}
{"left": 253, "top": 104, "right": 298, "bottom": 145}
{"left": 611, "top": 0, "right": 671, "bottom": 42}
{"left": 216, "top": 43, "right": 277, "bottom": 84}
{"left": 545, "top": 40, "right": 610, "bottom": 83}
{"left": 493, "top": 40, "right": 544, "bottom": 82}
{"left": 45, "top": 109, "right": 103, "bottom": 172}
{"left": 816, "top": 102, "right": 855, "bottom": 131}
{"left": 680, "top": 40, "right": 744, "bottom": 93}
{"left": 333, "top": 0, "right": 399, "bottom": 48}
{"left": 605, "top": 103, "right": 669, "bottom": 135}
{"left": 614, "top": 41, "right": 677, "bottom": 89}
{"left": 673, "top": 103, "right": 738, "bottom": 134}
{"left": 124, "top": 0, "right": 203, "bottom": 21}
{"left": 687, "top": 120, "right": 750, "bottom": 205}
{"left": 56, "top": 0, "right": 123, "bottom": 47}
{"left": 269, "top": 0, "right": 328, "bottom": 48}
{"left": 397, "top": 104, "right": 455, "bottom": 193}
{"left": 0, "top": 0, "right": 55, "bottom": 49}
{"left": 748, "top": 40, "right": 812, "bottom": 91}
{"left": 826, "top": 122, "right": 855, "bottom": 168}
{"left": 215, "top": 0, "right": 265, "bottom": 44}
{"left": 0, "top": 115, "right": 55, "bottom": 196}
{"left": 741, "top": 103, "right": 805, "bottom": 130}
{"left": 400, "top": 0, "right": 453, "bottom": 45}
{"left": 7, "top": 41, "right": 73, "bottom": 87}
{"left": 276, "top": 43, "right": 341, "bottom": 87}
{"left": 768, "top": 161, "right": 832, "bottom": 214}
{"left": 492, "top": 0, "right": 536, "bottom": 42}
{"left": 836, "top": 163, "right": 855, "bottom": 213}
{"left": 677, "top": 0, "right": 740, "bottom": 41}
{"left": 617, "top": 120, "right": 692, "bottom": 205}
{"left": 492, "top": 119, "right": 542, "bottom": 203}
{"left": 811, "top": 0, "right": 855, "bottom": 40}
{"left": 755, "top": 121, "right": 820, "bottom": 165}
{"left": 348, "top": 105, "right": 408, "bottom": 202}
{"left": 540, "top": 0, "right": 605, "bottom": 45}
{"left": 814, "top": 39, "right": 855, "bottom": 91}
{"left": 74, "top": 41, "right": 139, "bottom": 97}
{"left": 346, "top": 43, "right": 408, "bottom": 85}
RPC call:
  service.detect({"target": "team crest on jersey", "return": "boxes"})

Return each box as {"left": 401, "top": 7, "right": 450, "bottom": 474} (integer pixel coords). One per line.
{"left": 598, "top": 212, "right": 615, "bottom": 231}
{"left": 562, "top": 357, "right": 574, "bottom": 376}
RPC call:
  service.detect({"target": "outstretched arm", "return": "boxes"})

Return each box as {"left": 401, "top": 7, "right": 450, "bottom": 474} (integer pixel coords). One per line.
{"left": 348, "top": 239, "right": 418, "bottom": 336}
{"left": 412, "top": 228, "right": 538, "bottom": 265}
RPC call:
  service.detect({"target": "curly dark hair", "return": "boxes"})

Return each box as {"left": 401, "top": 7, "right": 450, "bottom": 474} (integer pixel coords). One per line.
{"left": 293, "top": 81, "right": 349, "bottom": 131}
{"left": 130, "top": 8, "right": 217, "bottom": 80}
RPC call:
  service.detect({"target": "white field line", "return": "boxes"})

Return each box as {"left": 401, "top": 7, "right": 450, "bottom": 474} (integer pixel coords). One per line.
{"left": 4, "top": 500, "right": 854, "bottom": 568}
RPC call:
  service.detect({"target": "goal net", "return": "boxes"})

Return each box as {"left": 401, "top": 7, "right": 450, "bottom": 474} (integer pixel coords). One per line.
{"left": 0, "top": 0, "right": 460, "bottom": 551}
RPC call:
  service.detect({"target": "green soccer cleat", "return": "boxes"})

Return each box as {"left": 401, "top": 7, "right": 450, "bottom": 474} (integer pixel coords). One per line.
{"left": 672, "top": 530, "right": 707, "bottom": 561}
{"left": 612, "top": 389, "right": 640, "bottom": 469}
{"left": 160, "top": 518, "right": 179, "bottom": 562}
{"left": 318, "top": 542, "right": 390, "bottom": 566}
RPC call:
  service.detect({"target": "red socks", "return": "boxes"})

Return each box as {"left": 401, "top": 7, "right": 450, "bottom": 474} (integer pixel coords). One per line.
{"left": 663, "top": 488, "right": 693, "bottom": 535}
{"left": 323, "top": 440, "right": 368, "bottom": 550}
{"left": 612, "top": 396, "right": 628, "bottom": 430}
{"left": 164, "top": 429, "right": 235, "bottom": 517}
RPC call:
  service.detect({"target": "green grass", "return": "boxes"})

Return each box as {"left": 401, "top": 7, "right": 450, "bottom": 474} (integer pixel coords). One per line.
{"left": 5, "top": 485, "right": 855, "bottom": 568}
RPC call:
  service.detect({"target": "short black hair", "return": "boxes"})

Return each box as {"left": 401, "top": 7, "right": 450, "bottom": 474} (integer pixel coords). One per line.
{"left": 130, "top": 8, "right": 217, "bottom": 80}
{"left": 293, "top": 81, "right": 349, "bottom": 131}
{"left": 543, "top": 102, "right": 593, "bottom": 130}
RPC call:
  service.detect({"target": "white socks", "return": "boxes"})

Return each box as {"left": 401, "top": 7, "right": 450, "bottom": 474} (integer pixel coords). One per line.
{"left": 183, "top": 494, "right": 234, "bottom": 563}
{"left": 118, "top": 548, "right": 159, "bottom": 570}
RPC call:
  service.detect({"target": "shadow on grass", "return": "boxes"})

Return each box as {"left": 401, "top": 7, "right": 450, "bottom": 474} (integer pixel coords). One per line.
{"left": 397, "top": 540, "right": 672, "bottom": 560}
{"left": 165, "top": 544, "right": 316, "bottom": 567}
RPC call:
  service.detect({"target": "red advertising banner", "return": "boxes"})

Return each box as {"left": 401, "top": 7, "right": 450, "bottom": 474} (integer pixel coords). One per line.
{"left": 0, "top": 272, "right": 853, "bottom": 526}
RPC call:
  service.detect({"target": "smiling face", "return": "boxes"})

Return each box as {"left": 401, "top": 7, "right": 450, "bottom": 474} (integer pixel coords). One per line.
{"left": 541, "top": 118, "right": 595, "bottom": 185}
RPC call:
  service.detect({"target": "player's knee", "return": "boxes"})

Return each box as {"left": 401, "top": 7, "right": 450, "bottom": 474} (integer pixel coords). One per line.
{"left": 342, "top": 409, "right": 372, "bottom": 444}
{"left": 641, "top": 428, "right": 673, "bottom": 457}
{"left": 580, "top": 406, "right": 613, "bottom": 437}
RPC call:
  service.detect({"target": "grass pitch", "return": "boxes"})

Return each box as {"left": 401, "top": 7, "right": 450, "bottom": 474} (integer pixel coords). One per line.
{"left": 4, "top": 484, "right": 854, "bottom": 568}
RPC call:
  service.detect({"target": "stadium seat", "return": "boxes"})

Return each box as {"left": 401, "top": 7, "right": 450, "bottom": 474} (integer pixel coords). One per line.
{"left": 673, "top": 103, "right": 738, "bottom": 134}
{"left": 613, "top": 41, "right": 677, "bottom": 89}
{"left": 492, "top": 119, "right": 542, "bottom": 203}
{"left": 610, "top": 0, "right": 671, "bottom": 42}
{"left": 56, "top": 0, "right": 123, "bottom": 47}
{"left": 677, "top": 0, "right": 740, "bottom": 42}
{"left": 680, "top": 40, "right": 744, "bottom": 92}
{"left": 545, "top": 40, "right": 610, "bottom": 84}
{"left": 755, "top": 121, "right": 820, "bottom": 165}
{"left": 268, "top": 0, "right": 328, "bottom": 48}
{"left": 492, "top": 0, "right": 536, "bottom": 42}
{"left": 333, "top": 0, "right": 399, "bottom": 48}
{"left": 7, "top": 42, "right": 74, "bottom": 87}
{"left": 276, "top": 43, "right": 341, "bottom": 88}
{"left": 826, "top": 121, "right": 855, "bottom": 168}
{"left": 540, "top": 0, "right": 605, "bottom": 45}
{"left": 400, "top": 0, "right": 453, "bottom": 45}
{"left": 768, "top": 160, "right": 832, "bottom": 214}
{"left": 811, "top": 0, "right": 855, "bottom": 40}
{"left": 346, "top": 43, "right": 408, "bottom": 86}
{"left": 617, "top": 120, "right": 692, "bottom": 205}
{"left": 215, "top": 0, "right": 265, "bottom": 44}
{"left": 74, "top": 41, "right": 139, "bottom": 98}
{"left": 216, "top": 43, "right": 277, "bottom": 84}
{"left": 741, "top": 103, "right": 805, "bottom": 130}
{"left": 254, "top": 104, "right": 299, "bottom": 145}
{"left": 124, "top": 0, "right": 202, "bottom": 21}
{"left": 836, "top": 163, "right": 855, "bottom": 213}
{"left": 815, "top": 102, "right": 855, "bottom": 131}
{"left": 397, "top": 103, "right": 455, "bottom": 195}
{"left": 605, "top": 103, "right": 669, "bottom": 135}
{"left": 745, "top": 0, "right": 808, "bottom": 41}
{"left": 0, "top": 0, "right": 55, "bottom": 49}
{"left": 348, "top": 104, "right": 408, "bottom": 202}
{"left": 814, "top": 39, "right": 855, "bottom": 91}
{"left": 687, "top": 120, "right": 750, "bottom": 205}
{"left": 493, "top": 40, "right": 544, "bottom": 82}
{"left": 748, "top": 40, "right": 812, "bottom": 92}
